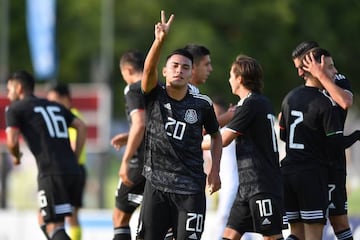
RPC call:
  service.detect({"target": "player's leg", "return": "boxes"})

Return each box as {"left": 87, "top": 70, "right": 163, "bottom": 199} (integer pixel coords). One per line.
{"left": 297, "top": 168, "right": 328, "bottom": 239}
{"left": 250, "top": 193, "right": 284, "bottom": 240}
{"left": 38, "top": 176, "right": 73, "bottom": 240}
{"left": 174, "top": 191, "right": 206, "bottom": 240}
{"left": 136, "top": 181, "right": 171, "bottom": 240}
{"left": 67, "top": 165, "right": 86, "bottom": 240}
{"left": 113, "top": 161, "right": 146, "bottom": 240}
{"left": 328, "top": 168, "right": 353, "bottom": 240}
{"left": 282, "top": 172, "right": 304, "bottom": 240}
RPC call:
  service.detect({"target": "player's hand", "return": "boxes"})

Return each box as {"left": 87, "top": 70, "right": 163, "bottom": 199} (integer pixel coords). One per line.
{"left": 154, "top": 10, "right": 174, "bottom": 42}
{"left": 119, "top": 160, "right": 134, "bottom": 187}
{"left": 111, "top": 133, "right": 128, "bottom": 150}
{"left": 207, "top": 171, "right": 221, "bottom": 195}
{"left": 12, "top": 152, "right": 22, "bottom": 165}
{"left": 302, "top": 52, "right": 328, "bottom": 80}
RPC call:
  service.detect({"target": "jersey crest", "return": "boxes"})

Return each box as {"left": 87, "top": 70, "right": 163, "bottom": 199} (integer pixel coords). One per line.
{"left": 184, "top": 109, "right": 198, "bottom": 124}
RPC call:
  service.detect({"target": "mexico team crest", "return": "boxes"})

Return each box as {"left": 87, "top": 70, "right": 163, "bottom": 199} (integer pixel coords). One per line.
{"left": 184, "top": 109, "right": 198, "bottom": 124}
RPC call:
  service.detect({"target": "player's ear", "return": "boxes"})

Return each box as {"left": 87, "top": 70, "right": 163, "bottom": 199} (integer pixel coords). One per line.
{"left": 162, "top": 67, "right": 166, "bottom": 77}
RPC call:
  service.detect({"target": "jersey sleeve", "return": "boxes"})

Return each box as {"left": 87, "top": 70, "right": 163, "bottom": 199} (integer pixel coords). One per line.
{"left": 126, "top": 82, "right": 145, "bottom": 114}
{"left": 227, "top": 100, "right": 255, "bottom": 134}
{"left": 203, "top": 103, "right": 219, "bottom": 135}
{"left": 323, "top": 104, "right": 343, "bottom": 136}
{"left": 5, "top": 105, "right": 20, "bottom": 128}
{"left": 335, "top": 74, "right": 352, "bottom": 93}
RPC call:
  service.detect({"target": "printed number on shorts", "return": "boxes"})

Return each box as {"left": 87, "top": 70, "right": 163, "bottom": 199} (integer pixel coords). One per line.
{"left": 34, "top": 106, "right": 68, "bottom": 138}
{"left": 186, "top": 213, "right": 204, "bottom": 232}
{"left": 289, "top": 110, "right": 304, "bottom": 149}
{"left": 38, "top": 190, "right": 48, "bottom": 208}
{"left": 328, "top": 184, "right": 336, "bottom": 201}
{"left": 165, "top": 117, "right": 186, "bottom": 140}
{"left": 256, "top": 199, "right": 273, "bottom": 217}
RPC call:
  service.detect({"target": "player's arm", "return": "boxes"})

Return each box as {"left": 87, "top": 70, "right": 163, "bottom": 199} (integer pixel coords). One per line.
{"left": 5, "top": 127, "right": 22, "bottom": 165}
{"left": 142, "top": 10, "right": 174, "bottom": 93}
{"left": 119, "top": 110, "right": 146, "bottom": 186}
{"left": 328, "top": 130, "right": 360, "bottom": 149}
{"left": 302, "top": 53, "right": 353, "bottom": 109}
{"left": 69, "top": 117, "right": 87, "bottom": 160}
{"left": 207, "top": 130, "right": 222, "bottom": 195}
{"left": 217, "top": 108, "right": 235, "bottom": 128}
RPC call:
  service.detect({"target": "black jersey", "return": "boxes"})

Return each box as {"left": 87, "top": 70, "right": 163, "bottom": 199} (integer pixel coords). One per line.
{"left": 5, "top": 95, "right": 80, "bottom": 177}
{"left": 279, "top": 86, "right": 343, "bottom": 173}
{"left": 226, "top": 92, "right": 282, "bottom": 199}
{"left": 124, "top": 80, "right": 145, "bottom": 161}
{"left": 142, "top": 84, "right": 219, "bottom": 194}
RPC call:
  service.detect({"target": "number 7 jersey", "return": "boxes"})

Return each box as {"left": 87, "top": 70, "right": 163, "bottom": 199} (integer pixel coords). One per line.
{"left": 5, "top": 95, "right": 80, "bottom": 177}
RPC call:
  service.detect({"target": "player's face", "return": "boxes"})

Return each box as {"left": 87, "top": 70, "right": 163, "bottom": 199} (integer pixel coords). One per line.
{"left": 323, "top": 56, "right": 338, "bottom": 81}
{"left": 191, "top": 55, "right": 213, "bottom": 86}
{"left": 293, "top": 57, "right": 306, "bottom": 79}
{"left": 164, "top": 54, "right": 192, "bottom": 88}
{"left": 6, "top": 80, "right": 21, "bottom": 102}
{"left": 228, "top": 66, "right": 239, "bottom": 95}
{"left": 47, "top": 91, "right": 60, "bottom": 102}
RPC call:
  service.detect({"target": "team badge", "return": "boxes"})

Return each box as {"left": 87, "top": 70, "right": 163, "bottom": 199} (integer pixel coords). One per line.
{"left": 184, "top": 109, "right": 198, "bottom": 124}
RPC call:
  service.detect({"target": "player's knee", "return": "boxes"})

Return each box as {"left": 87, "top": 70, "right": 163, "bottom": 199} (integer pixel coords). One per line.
{"left": 50, "top": 227, "right": 71, "bottom": 240}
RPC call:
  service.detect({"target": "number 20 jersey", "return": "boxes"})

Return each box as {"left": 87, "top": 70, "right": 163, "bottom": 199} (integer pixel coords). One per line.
{"left": 142, "top": 84, "right": 219, "bottom": 195}
{"left": 5, "top": 95, "right": 80, "bottom": 177}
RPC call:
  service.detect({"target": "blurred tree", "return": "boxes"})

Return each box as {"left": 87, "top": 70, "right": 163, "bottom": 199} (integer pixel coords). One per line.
{"left": 7, "top": 0, "right": 360, "bottom": 118}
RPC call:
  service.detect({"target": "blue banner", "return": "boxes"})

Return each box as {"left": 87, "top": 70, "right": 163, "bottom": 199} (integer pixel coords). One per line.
{"left": 26, "top": 0, "right": 57, "bottom": 80}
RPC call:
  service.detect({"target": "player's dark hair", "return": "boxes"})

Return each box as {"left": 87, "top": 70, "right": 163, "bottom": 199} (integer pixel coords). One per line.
{"left": 232, "top": 54, "right": 263, "bottom": 93}
{"left": 166, "top": 48, "right": 194, "bottom": 65}
{"left": 310, "top": 47, "right": 331, "bottom": 63}
{"left": 183, "top": 44, "right": 210, "bottom": 65}
{"left": 292, "top": 41, "right": 319, "bottom": 59}
{"left": 120, "top": 50, "right": 145, "bottom": 73}
{"left": 7, "top": 70, "right": 35, "bottom": 93}
{"left": 48, "top": 83, "right": 71, "bottom": 98}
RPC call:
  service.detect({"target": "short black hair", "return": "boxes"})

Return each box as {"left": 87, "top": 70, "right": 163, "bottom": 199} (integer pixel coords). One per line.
{"left": 166, "top": 48, "right": 193, "bottom": 65}
{"left": 48, "top": 83, "right": 71, "bottom": 98}
{"left": 292, "top": 41, "right": 319, "bottom": 59}
{"left": 7, "top": 70, "right": 35, "bottom": 93}
{"left": 119, "top": 50, "right": 145, "bottom": 72}
{"left": 183, "top": 44, "right": 210, "bottom": 64}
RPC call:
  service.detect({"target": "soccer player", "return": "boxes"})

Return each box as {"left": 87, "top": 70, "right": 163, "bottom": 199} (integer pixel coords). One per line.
{"left": 291, "top": 41, "right": 356, "bottom": 240}
{"left": 203, "top": 55, "right": 284, "bottom": 240}
{"left": 136, "top": 10, "right": 222, "bottom": 240}
{"left": 47, "top": 83, "right": 87, "bottom": 240}
{"left": 110, "top": 50, "right": 146, "bottom": 240}
{"left": 5, "top": 70, "right": 87, "bottom": 240}
{"left": 280, "top": 47, "right": 346, "bottom": 239}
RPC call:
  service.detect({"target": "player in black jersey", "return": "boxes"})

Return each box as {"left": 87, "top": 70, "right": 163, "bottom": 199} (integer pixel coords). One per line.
{"left": 279, "top": 47, "right": 360, "bottom": 239}
{"left": 110, "top": 50, "right": 146, "bottom": 240}
{"left": 291, "top": 42, "right": 358, "bottom": 240}
{"left": 203, "top": 55, "right": 284, "bottom": 240}
{"left": 136, "top": 11, "right": 222, "bottom": 240}
{"left": 5, "top": 70, "right": 87, "bottom": 240}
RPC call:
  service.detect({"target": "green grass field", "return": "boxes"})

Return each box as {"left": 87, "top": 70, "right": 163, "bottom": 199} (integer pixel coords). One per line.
{"left": 348, "top": 186, "right": 360, "bottom": 216}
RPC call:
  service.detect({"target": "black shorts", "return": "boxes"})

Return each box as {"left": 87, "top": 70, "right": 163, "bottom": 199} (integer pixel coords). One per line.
{"left": 74, "top": 165, "right": 87, "bottom": 208}
{"left": 137, "top": 181, "right": 206, "bottom": 240}
{"left": 115, "top": 158, "right": 146, "bottom": 213}
{"left": 282, "top": 167, "right": 328, "bottom": 224}
{"left": 328, "top": 166, "right": 347, "bottom": 216}
{"left": 226, "top": 192, "right": 284, "bottom": 236}
{"left": 38, "top": 174, "right": 82, "bottom": 223}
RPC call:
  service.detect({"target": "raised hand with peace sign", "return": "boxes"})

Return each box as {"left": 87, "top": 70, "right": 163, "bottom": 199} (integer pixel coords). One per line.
{"left": 154, "top": 10, "right": 175, "bottom": 42}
